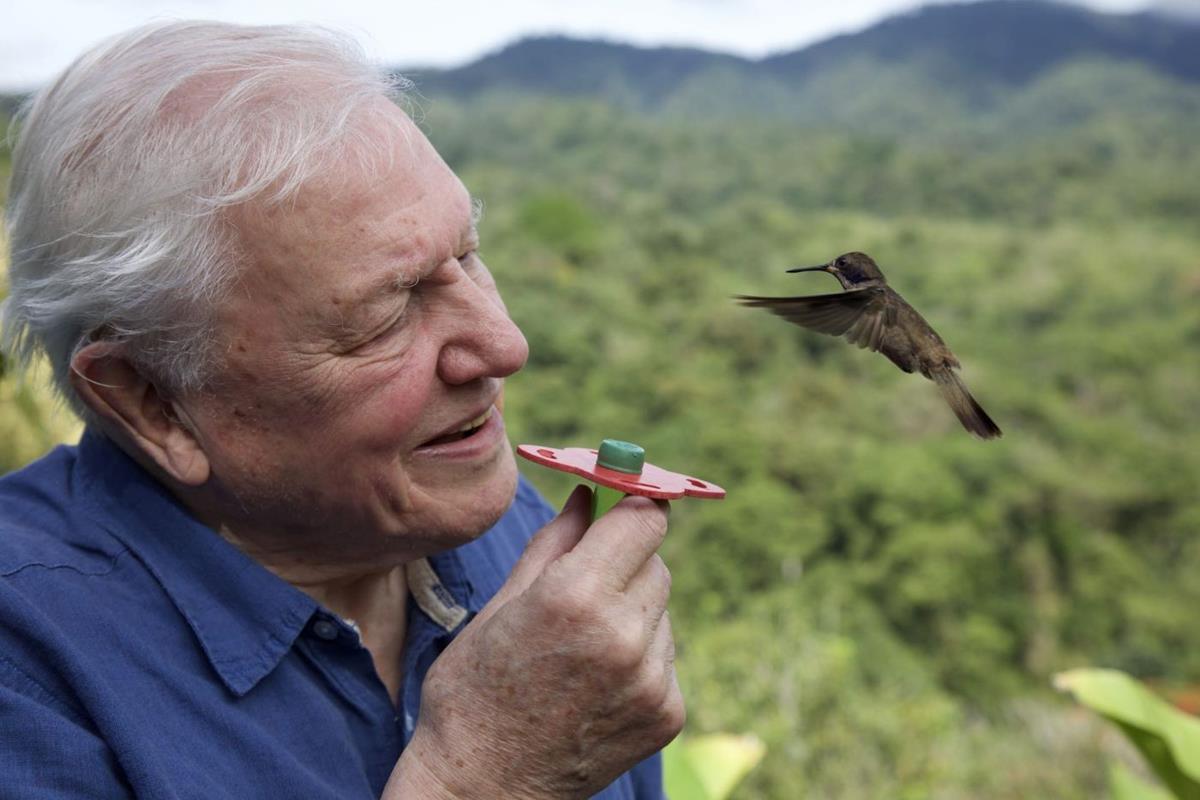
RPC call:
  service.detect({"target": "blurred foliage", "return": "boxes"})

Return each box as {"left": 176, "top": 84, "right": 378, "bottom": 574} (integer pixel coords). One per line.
{"left": 0, "top": 207, "right": 83, "bottom": 465}
{"left": 4, "top": 49, "right": 1199, "bottom": 798}
{"left": 429, "top": 83, "right": 1199, "bottom": 798}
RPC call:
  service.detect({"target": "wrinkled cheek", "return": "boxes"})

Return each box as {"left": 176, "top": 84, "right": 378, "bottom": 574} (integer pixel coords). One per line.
{"left": 374, "top": 467, "right": 416, "bottom": 521}
{"left": 374, "top": 379, "right": 432, "bottom": 447}
{"left": 207, "top": 353, "right": 299, "bottom": 431}
{"left": 358, "top": 364, "right": 438, "bottom": 520}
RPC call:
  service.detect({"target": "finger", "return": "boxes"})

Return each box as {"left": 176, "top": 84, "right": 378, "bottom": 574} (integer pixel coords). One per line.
{"left": 477, "top": 484, "right": 591, "bottom": 617}
{"left": 643, "top": 610, "right": 684, "bottom": 735}
{"left": 649, "top": 610, "right": 677, "bottom": 686}
{"left": 651, "top": 612, "right": 686, "bottom": 742}
{"left": 572, "top": 495, "right": 670, "bottom": 589}
{"left": 625, "top": 554, "right": 672, "bottom": 635}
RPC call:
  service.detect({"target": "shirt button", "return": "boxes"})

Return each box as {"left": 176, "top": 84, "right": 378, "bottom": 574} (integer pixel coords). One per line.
{"left": 311, "top": 618, "right": 339, "bottom": 641}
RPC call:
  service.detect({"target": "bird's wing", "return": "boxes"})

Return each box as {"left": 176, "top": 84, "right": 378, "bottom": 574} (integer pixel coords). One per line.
{"left": 736, "top": 287, "right": 892, "bottom": 348}
{"left": 845, "top": 291, "right": 900, "bottom": 352}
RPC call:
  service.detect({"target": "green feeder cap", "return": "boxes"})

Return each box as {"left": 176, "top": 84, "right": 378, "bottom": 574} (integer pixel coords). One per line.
{"left": 596, "top": 439, "right": 645, "bottom": 474}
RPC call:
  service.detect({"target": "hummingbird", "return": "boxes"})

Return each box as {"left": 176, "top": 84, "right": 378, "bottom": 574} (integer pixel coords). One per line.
{"left": 737, "top": 252, "right": 1001, "bottom": 439}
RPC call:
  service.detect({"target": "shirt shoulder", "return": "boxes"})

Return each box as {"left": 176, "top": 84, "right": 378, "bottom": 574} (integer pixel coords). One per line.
{"left": 0, "top": 444, "right": 126, "bottom": 578}
{"left": 0, "top": 448, "right": 130, "bottom": 737}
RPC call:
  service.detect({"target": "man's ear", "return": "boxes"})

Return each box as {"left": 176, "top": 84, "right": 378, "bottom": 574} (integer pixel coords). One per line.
{"left": 69, "top": 342, "right": 210, "bottom": 486}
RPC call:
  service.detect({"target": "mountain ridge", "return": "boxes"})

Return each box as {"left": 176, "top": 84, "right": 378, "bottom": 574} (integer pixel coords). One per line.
{"left": 403, "top": 0, "right": 1200, "bottom": 121}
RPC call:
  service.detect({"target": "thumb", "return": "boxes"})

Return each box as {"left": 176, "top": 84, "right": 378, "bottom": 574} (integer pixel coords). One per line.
{"left": 476, "top": 484, "right": 592, "bottom": 617}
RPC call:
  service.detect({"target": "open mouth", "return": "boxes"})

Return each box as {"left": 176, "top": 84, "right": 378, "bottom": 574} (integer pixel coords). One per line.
{"left": 420, "top": 407, "right": 493, "bottom": 448}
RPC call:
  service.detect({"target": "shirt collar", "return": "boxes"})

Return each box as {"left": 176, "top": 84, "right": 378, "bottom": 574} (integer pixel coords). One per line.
{"left": 74, "top": 429, "right": 318, "bottom": 697}
{"left": 406, "top": 535, "right": 496, "bottom": 633}
{"left": 425, "top": 505, "right": 523, "bottom": 620}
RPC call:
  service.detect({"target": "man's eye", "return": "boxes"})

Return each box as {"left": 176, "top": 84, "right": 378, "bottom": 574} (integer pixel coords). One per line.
{"left": 350, "top": 306, "right": 408, "bottom": 351}
{"left": 377, "top": 315, "right": 402, "bottom": 338}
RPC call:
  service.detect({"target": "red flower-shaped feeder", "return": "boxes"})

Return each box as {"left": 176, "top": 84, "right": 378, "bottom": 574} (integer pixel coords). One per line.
{"left": 517, "top": 440, "right": 725, "bottom": 516}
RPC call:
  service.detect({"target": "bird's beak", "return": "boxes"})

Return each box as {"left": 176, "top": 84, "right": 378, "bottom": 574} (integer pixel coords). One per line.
{"left": 786, "top": 264, "right": 832, "bottom": 274}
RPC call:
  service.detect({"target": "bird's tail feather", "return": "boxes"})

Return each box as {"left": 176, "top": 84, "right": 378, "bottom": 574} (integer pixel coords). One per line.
{"left": 933, "top": 370, "right": 1002, "bottom": 440}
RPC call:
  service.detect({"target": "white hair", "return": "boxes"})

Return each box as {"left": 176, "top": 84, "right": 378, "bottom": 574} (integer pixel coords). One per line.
{"left": 1, "top": 21, "right": 411, "bottom": 417}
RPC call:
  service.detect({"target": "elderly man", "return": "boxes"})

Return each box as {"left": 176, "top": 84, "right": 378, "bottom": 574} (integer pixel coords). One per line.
{"left": 0, "top": 21, "right": 680, "bottom": 799}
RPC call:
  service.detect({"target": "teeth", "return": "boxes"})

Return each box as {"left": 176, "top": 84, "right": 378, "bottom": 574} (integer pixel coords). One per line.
{"left": 456, "top": 407, "right": 492, "bottom": 433}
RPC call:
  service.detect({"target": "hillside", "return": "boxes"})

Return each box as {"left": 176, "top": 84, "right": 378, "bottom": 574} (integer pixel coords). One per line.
{"left": 762, "top": 0, "right": 1200, "bottom": 87}
{"left": 407, "top": 1, "right": 1200, "bottom": 139}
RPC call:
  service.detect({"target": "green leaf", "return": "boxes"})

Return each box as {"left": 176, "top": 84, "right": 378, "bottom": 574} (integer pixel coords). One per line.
{"left": 662, "top": 734, "right": 766, "bottom": 800}
{"left": 1055, "top": 668, "right": 1200, "bottom": 799}
{"left": 662, "top": 738, "right": 710, "bottom": 800}
{"left": 1109, "top": 760, "right": 1173, "bottom": 800}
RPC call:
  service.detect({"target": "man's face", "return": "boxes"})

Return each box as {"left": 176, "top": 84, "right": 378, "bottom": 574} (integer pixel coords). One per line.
{"left": 181, "top": 102, "right": 529, "bottom": 563}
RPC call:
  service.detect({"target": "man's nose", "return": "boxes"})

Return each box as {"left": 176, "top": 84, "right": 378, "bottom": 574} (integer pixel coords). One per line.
{"left": 436, "top": 280, "right": 529, "bottom": 386}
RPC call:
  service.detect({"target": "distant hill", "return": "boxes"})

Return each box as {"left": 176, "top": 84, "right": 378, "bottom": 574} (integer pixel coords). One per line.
{"left": 406, "top": 37, "right": 749, "bottom": 107}
{"left": 760, "top": 0, "right": 1200, "bottom": 88}
{"left": 405, "top": 0, "right": 1200, "bottom": 138}
{"left": 1151, "top": 0, "right": 1200, "bottom": 22}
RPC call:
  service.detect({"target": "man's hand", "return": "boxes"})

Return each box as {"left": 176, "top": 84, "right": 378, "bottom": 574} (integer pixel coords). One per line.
{"left": 386, "top": 485, "right": 683, "bottom": 799}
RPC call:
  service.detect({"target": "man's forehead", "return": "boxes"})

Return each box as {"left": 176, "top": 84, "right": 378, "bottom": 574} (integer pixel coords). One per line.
{"left": 236, "top": 114, "right": 472, "bottom": 239}
{"left": 227, "top": 117, "right": 476, "bottom": 314}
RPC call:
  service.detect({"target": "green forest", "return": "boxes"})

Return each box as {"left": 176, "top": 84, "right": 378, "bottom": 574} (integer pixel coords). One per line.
{"left": 3, "top": 6, "right": 1199, "bottom": 797}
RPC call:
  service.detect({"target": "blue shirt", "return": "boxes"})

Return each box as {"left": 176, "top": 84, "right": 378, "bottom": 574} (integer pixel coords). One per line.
{"left": 0, "top": 430, "right": 662, "bottom": 799}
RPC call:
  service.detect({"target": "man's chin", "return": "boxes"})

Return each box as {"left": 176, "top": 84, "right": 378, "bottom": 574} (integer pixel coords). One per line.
{"left": 423, "top": 454, "right": 521, "bottom": 545}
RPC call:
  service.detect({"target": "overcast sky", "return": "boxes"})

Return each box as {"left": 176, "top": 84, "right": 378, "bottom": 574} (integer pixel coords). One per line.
{"left": 1, "top": 0, "right": 1157, "bottom": 92}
